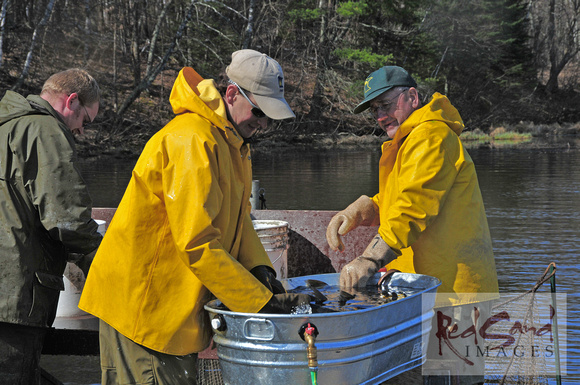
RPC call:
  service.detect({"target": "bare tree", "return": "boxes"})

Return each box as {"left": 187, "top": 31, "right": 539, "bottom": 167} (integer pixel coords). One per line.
{"left": 547, "top": 0, "right": 579, "bottom": 91}
{"left": 242, "top": 0, "right": 256, "bottom": 49}
{"left": 114, "top": 0, "right": 198, "bottom": 129}
{"left": 127, "top": 0, "right": 144, "bottom": 86}
{"left": 13, "top": 0, "right": 57, "bottom": 90}
{"left": 146, "top": 0, "right": 173, "bottom": 76}
{"left": 83, "top": 0, "right": 90, "bottom": 64}
{"left": 0, "top": 0, "right": 8, "bottom": 68}
{"left": 308, "top": 0, "right": 333, "bottom": 121}
{"left": 531, "top": 0, "right": 580, "bottom": 92}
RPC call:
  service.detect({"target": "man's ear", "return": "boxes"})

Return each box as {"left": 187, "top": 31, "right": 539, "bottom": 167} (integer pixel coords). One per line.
{"left": 409, "top": 87, "right": 420, "bottom": 108}
{"left": 65, "top": 92, "right": 81, "bottom": 110}
{"left": 224, "top": 84, "right": 238, "bottom": 106}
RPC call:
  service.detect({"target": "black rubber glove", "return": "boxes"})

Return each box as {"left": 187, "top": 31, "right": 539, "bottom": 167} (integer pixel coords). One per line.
{"left": 259, "top": 293, "right": 312, "bottom": 314}
{"left": 73, "top": 249, "right": 97, "bottom": 278}
{"left": 250, "top": 265, "right": 286, "bottom": 294}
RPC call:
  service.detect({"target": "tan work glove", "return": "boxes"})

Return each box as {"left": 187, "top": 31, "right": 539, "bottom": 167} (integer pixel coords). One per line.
{"left": 339, "top": 234, "right": 397, "bottom": 288}
{"left": 326, "top": 195, "right": 379, "bottom": 252}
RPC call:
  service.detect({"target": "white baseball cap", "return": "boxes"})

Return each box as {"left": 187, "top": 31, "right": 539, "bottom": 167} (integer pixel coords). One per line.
{"left": 226, "top": 50, "right": 295, "bottom": 120}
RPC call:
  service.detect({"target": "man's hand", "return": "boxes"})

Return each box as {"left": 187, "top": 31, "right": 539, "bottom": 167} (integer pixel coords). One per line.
{"left": 250, "top": 265, "right": 286, "bottom": 294}
{"left": 259, "top": 293, "right": 312, "bottom": 314}
{"left": 326, "top": 195, "right": 379, "bottom": 252}
{"left": 339, "top": 235, "right": 397, "bottom": 288}
{"left": 340, "top": 256, "right": 380, "bottom": 288}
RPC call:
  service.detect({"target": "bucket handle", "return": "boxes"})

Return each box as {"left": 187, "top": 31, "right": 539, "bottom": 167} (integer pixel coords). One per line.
{"left": 244, "top": 318, "right": 275, "bottom": 340}
{"left": 268, "top": 247, "right": 287, "bottom": 265}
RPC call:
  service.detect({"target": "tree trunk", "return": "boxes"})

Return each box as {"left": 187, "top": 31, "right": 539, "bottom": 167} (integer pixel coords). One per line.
{"left": 545, "top": 0, "right": 580, "bottom": 93}
{"left": 319, "top": 0, "right": 329, "bottom": 45}
{"left": 242, "top": 0, "right": 256, "bottom": 49}
{"left": 83, "top": 0, "right": 90, "bottom": 64}
{"left": 546, "top": 0, "right": 559, "bottom": 92}
{"left": 308, "top": 0, "right": 333, "bottom": 122}
{"left": 13, "top": 0, "right": 57, "bottom": 91}
{"left": 130, "top": 0, "right": 142, "bottom": 87}
{"left": 146, "top": 0, "right": 172, "bottom": 76}
{"left": 0, "top": 0, "right": 9, "bottom": 68}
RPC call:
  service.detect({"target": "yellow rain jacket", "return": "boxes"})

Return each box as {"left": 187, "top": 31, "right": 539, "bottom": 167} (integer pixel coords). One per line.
{"left": 79, "top": 67, "right": 274, "bottom": 355}
{"left": 373, "top": 93, "right": 498, "bottom": 307}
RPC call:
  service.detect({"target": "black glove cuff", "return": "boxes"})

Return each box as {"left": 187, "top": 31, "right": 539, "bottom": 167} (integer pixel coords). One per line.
{"left": 250, "top": 265, "right": 277, "bottom": 278}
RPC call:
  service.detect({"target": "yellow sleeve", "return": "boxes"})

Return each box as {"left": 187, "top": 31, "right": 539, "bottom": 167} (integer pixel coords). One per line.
{"left": 162, "top": 126, "right": 271, "bottom": 313}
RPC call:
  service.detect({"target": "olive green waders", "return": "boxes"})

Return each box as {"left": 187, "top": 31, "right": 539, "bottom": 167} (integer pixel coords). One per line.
{"left": 99, "top": 319, "right": 198, "bottom": 385}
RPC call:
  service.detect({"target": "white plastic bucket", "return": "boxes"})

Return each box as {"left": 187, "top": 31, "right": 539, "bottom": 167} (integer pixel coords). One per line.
{"left": 96, "top": 219, "right": 106, "bottom": 235}
{"left": 252, "top": 220, "right": 289, "bottom": 279}
{"left": 55, "top": 219, "right": 106, "bottom": 321}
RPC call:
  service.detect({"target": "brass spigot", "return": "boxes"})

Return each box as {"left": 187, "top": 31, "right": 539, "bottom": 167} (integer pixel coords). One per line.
{"left": 299, "top": 322, "right": 319, "bottom": 370}
{"left": 305, "top": 332, "right": 318, "bottom": 369}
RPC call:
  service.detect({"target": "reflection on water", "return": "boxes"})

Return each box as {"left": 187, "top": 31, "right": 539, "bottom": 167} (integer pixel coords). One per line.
{"left": 289, "top": 283, "right": 412, "bottom": 313}
{"left": 77, "top": 142, "right": 580, "bottom": 384}
{"left": 252, "top": 147, "right": 382, "bottom": 210}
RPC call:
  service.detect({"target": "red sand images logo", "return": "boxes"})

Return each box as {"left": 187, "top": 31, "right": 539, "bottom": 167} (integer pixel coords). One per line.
{"left": 421, "top": 292, "right": 566, "bottom": 377}
{"left": 435, "top": 305, "right": 556, "bottom": 365}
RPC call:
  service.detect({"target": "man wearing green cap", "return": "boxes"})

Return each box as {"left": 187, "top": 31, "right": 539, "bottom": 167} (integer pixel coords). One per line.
{"left": 79, "top": 50, "right": 310, "bottom": 384}
{"left": 326, "top": 66, "right": 499, "bottom": 384}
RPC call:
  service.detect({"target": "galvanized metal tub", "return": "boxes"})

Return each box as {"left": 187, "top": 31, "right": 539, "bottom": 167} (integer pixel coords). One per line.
{"left": 204, "top": 272, "right": 441, "bottom": 385}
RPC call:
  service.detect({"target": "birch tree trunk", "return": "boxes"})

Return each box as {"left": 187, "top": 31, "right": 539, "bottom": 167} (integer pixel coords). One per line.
{"left": 146, "top": 0, "right": 173, "bottom": 76}
{"left": 13, "top": 0, "right": 57, "bottom": 90}
{"left": 242, "top": 0, "right": 256, "bottom": 49}
{"left": 0, "top": 0, "right": 8, "bottom": 68}
{"left": 0, "top": 0, "right": 9, "bottom": 68}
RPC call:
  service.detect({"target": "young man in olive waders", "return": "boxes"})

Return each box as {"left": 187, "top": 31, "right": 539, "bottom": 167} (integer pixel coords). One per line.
{"left": 326, "top": 66, "right": 499, "bottom": 385}
{"left": 79, "top": 50, "right": 310, "bottom": 384}
{"left": 0, "top": 68, "right": 103, "bottom": 384}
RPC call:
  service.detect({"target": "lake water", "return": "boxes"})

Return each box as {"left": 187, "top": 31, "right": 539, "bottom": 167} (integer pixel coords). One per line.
{"left": 48, "top": 139, "right": 579, "bottom": 384}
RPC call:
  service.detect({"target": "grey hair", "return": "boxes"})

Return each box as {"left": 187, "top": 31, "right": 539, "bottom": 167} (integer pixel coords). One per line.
{"left": 394, "top": 86, "right": 423, "bottom": 104}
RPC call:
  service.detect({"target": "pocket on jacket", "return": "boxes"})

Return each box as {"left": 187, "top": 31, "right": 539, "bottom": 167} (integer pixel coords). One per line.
{"left": 28, "top": 271, "right": 64, "bottom": 326}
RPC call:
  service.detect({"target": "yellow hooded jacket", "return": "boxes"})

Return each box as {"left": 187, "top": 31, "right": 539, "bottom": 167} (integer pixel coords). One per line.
{"left": 374, "top": 93, "right": 498, "bottom": 307}
{"left": 79, "top": 67, "right": 274, "bottom": 355}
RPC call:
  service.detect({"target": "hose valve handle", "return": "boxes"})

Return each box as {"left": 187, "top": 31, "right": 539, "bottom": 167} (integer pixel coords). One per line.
{"left": 299, "top": 322, "right": 319, "bottom": 369}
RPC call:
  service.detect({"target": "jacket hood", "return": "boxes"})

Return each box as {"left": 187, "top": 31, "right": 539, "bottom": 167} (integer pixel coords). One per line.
{"left": 169, "top": 67, "right": 231, "bottom": 130}
{"left": 0, "top": 91, "right": 55, "bottom": 125}
{"left": 395, "top": 92, "right": 464, "bottom": 142}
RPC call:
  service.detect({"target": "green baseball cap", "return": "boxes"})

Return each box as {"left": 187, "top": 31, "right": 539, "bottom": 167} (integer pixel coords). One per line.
{"left": 353, "top": 66, "right": 417, "bottom": 114}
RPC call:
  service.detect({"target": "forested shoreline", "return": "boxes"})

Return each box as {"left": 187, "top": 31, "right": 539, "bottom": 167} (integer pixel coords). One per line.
{"left": 0, "top": 0, "right": 578, "bottom": 157}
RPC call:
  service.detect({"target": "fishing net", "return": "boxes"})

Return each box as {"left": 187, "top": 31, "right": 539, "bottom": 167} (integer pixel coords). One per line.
{"left": 197, "top": 358, "right": 223, "bottom": 385}
{"left": 485, "top": 263, "right": 561, "bottom": 385}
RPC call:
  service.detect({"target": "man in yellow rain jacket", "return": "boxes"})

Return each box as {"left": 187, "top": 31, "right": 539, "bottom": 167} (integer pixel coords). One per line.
{"left": 79, "top": 50, "right": 310, "bottom": 384}
{"left": 326, "top": 66, "right": 499, "bottom": 384}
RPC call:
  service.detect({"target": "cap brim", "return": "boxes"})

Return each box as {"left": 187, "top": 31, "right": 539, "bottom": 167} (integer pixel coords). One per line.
{"left": 253, "top": 94, "right": 296, "bottom": 120}
{"left": 353, "top": 85, "right": 395, "bottom": 114}
{"left": 353, "top": 100, "right": 371, "bottom": 114}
